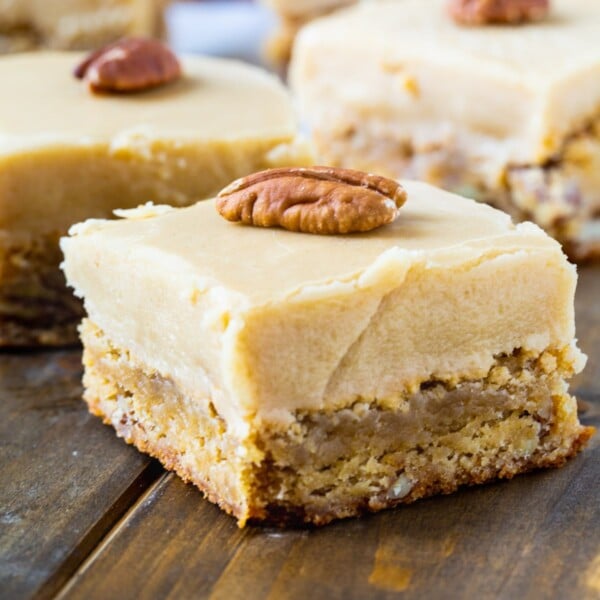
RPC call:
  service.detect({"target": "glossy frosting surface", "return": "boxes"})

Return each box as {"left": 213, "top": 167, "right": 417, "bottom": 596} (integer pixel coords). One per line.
{"left": 0, "top": 52, "right": 297, "bottom": 151}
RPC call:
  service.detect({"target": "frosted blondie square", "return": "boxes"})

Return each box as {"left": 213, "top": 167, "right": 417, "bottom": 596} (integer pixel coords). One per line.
{"left": 291, "top": 0, "right": 600, "bottom": 260}
{"left": 0, "top": 0, "right": 167, "bottom": 53}
{"left": 61, "top": 179, "right": 592, "bottom": 525}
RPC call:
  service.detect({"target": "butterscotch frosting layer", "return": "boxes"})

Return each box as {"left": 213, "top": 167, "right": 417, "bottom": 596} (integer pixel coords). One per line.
{"left": 290, "top": 0, "right": 600, "bottom": 165}
{"left": 61, "top": 181, "right": 585, "bottom": 431}
{"left": 0, "top": 53, "right": 295, "bottom": 145}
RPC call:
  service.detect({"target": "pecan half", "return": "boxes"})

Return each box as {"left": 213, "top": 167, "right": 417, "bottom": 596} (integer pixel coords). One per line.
{"left": 74, "top": 37, "right": 181, "bottom": 94}
{"left": 216, "top": 167, "right": 407, "bottom": 235}
{"left": 448, "top": 0, "right": 550, "bottom": 25}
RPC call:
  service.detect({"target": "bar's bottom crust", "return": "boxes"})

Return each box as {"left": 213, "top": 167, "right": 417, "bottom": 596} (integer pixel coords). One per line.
{"left": 0, "top": 232, "right": 83, "bottom": 346}
{"left": 81, "top": 320, "right": 594, "bottom": 527}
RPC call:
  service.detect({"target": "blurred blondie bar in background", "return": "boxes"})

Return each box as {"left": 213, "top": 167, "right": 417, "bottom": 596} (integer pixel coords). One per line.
{"left": 0, "top": 0, "right": 169, "bottom": 53}
{"left": 290, "top": 0, "right": 600, "bottom": 261}
{"left": 261, "top": 0, "right": 357, "bottom": 66}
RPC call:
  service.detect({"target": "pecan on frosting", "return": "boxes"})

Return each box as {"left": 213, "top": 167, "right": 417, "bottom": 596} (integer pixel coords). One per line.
{"left": 448, "top": 0, "right": 550, "bottom": 25}
{"left": 74, "top": 37, "right": 181, "bottom": 94}
{"left": 216, "top": 166, "right": 407, "bottom": 235}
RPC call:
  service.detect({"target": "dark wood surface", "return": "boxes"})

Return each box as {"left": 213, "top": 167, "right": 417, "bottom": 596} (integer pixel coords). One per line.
{"left": 2, "top": 267, "right": 599, "bottom": 600}
{"left": 0, "top": 351, "right": 163, "bottom": 600}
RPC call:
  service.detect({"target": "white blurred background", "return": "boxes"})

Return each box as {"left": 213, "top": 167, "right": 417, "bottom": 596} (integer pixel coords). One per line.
{"left": 166, "top": 1, "right": 277, "bottom": 66}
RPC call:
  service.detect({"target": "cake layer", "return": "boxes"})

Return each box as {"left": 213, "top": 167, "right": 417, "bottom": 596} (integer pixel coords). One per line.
{"left": 81, "top": 319, "right": 593, "bottom": 526}
{"left": 0, "top": 231, "right": 83, "bottom": 345}
{"left": 302, "top": 109, "right": 600, "bottom": 260}
{"left": 61, "top": 181, "right": 584, "bottom": 430}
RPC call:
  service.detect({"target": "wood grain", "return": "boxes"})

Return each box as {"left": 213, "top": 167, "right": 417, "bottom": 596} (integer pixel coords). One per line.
{"left": 0, "top": 350, "right": 163, "bottom": 600}
{"left": 55, "top": 266, "right": 600, "bottom": 600}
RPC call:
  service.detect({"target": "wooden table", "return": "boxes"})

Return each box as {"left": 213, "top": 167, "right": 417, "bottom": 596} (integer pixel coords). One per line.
{"left": 2, "top": 267, "right": 599, "bottom": 600}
